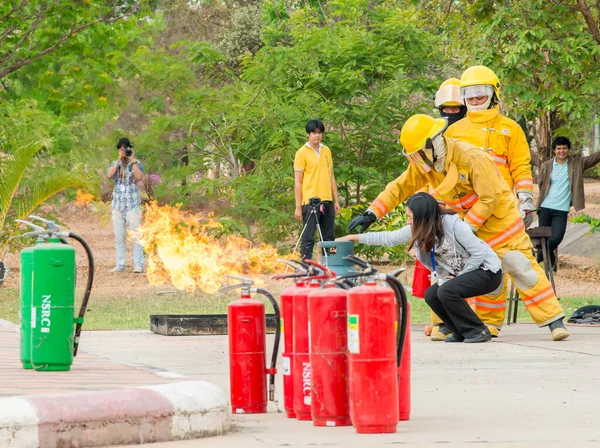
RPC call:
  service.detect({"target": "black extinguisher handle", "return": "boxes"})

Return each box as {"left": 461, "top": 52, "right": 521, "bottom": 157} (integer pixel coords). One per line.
{"left": 68, "top": 232, "right": 95, "bottom": 357}
{"left": 385, "top": 275, "right": 408, "bottom": 367}
{"left": 255, "top": 288, "right": 281, "bottom": 402}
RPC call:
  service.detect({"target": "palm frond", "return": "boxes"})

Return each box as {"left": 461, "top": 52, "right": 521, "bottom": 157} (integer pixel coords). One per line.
{"left": 1, "top": 175, "right": 86, "bottom": 255}
{"left": 0, "top": 141, "right": 46, "bottom": 232}
{"left": 15, "top": 176, "right": 87, "bottom": 221}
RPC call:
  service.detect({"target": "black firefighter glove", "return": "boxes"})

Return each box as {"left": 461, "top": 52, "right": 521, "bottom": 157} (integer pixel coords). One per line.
{"left": 347, "top": 211, "right": 377, "bottom": 233}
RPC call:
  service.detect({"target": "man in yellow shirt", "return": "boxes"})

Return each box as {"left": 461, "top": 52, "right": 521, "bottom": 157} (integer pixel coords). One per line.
{"left": 294, "top": 120, "right": 341, "bottom": 259}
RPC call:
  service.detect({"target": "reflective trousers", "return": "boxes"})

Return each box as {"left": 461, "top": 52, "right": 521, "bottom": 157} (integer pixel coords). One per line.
{"left": 474, "top": 231, "right": 565, "bottom": 328}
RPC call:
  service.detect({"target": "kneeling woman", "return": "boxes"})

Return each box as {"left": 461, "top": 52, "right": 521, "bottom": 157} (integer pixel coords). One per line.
{"left": 339, "top": 192, "right": 502, "bottom": 343}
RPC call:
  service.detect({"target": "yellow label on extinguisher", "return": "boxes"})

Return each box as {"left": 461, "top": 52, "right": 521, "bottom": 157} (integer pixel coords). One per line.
{"left": 348, "top": 314, "right": 359, "bottom": 354}
{"left": 280, "top": 317, "right": 284, "bottom": 348}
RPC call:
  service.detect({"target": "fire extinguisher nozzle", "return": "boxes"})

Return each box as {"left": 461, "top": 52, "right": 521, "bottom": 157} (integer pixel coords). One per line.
{"left": 269, "top": 385, "right": 275, "bottom": 401}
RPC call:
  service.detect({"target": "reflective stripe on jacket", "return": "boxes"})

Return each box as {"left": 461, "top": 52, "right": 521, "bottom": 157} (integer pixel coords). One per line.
{"left": 369, "top": 138, "right": 522, "bottom": 250}
{"left": 445, "top": 107, "right": 533, "bottom": 195}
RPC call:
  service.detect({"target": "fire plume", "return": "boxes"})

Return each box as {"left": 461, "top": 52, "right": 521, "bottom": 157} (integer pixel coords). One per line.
{"left": 75, "top": 189, "right": 94, "bottom": 208}
{"left": 136, "top": 202, "right": 284, "bottom": 293}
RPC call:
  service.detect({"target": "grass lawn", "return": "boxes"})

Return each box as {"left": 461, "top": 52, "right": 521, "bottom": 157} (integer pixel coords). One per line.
{"left": 1, "top": 287, "right": 598, "bottom": 330}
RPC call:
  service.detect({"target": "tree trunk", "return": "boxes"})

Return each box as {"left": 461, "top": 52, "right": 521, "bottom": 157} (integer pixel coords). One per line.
{"left": 527, "top": 113, "right": 549, "bottom": 183}
{"left": 181, "top": 144, "right": 189, "bottom": 189}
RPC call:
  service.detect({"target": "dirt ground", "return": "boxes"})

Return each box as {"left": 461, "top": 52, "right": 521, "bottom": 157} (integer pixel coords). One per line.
{"left": 3, "top": 179, "right": 600, "bottom": 298}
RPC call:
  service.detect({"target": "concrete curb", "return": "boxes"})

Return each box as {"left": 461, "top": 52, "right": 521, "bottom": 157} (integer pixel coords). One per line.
{"left": 0, "top": 380, "right": 230, "bottom": 448}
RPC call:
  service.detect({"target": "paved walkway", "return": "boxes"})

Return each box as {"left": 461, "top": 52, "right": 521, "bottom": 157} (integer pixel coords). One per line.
{"left": 0, "top": 320, "right": 229, "bottom": 447}
{"left": 3, "top": 317, "right": 600, "bottom": 447}
{"left": 75, "top": 323, "right": 600, "bottom": 448}
{"left": 0, "top": 320, "right": 174, "bottom": 396}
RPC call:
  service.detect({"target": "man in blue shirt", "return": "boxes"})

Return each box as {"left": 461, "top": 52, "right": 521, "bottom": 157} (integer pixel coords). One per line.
{"left": 107, "top": 137, "right": 145, "bottom": 273}
{"left": 537, "top": 136, "right": 600, "bottom": 271}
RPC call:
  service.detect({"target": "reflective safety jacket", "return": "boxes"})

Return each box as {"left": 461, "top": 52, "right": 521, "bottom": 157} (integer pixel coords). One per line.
{"left": 445, "top": 107, "right": 533, "bottom": 196}
{"left": 369, "top": 138, "right": 524, "bottom": 250}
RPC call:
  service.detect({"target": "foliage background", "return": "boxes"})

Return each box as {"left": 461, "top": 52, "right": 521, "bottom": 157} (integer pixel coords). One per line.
{"left": 3, "top": 0, "right": 600, "bottom": 261}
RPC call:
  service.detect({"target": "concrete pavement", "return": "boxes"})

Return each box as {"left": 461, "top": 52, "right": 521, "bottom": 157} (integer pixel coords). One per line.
{"left": 76, "top": 322, "right": 600, "bottom": 448}
{"left": 0, "top": 320, "right": 230, "bottom": 447}
{"left": 3, "top": 316, "right": 600, "bottom": 447}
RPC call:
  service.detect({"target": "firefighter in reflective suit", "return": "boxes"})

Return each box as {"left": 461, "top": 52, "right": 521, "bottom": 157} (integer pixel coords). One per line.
{"left": 427, "top": 77, "right": 471, "bottom": 340}
{"left": 445, "top": 65, "right": 535, "bottom": 336}
{"left": 348, "top": 114, "right": 569, "bottom": 341}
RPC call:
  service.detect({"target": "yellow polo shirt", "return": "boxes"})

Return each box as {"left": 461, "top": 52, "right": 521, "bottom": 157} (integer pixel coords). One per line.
{"left": 294, "top": 144, "right": 334, "bottom": 205}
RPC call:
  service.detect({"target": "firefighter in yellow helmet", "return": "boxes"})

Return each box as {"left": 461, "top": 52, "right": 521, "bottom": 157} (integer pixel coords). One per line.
{"left": 347, "top": 114, "right": 569, "bottom": 341}
{"left": 427, "top": 78, "right": 468, "bottom": 340}
{"left": 445, "top": 65, "right": 535, "bottom": 335}
{"left": 446, "top": 66, "right": 534, "bottom": 223}
{"left": 435, "top": 78, "right": 467, "bottom": 127}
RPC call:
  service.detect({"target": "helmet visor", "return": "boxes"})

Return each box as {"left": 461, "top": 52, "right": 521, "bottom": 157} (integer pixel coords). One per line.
{"left": 461, "top": 84, "right": 494, "bottom": 100}
{"left": 402, "top": 147, "right": 434, "bottom": 173}
{"left": 435, "top": 83, "right": 462, "bottom": 107}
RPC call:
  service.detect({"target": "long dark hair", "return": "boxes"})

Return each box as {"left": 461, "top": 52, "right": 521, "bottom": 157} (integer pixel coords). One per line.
{"left": 406, "top": 192, "right": 444, "bottom": 254}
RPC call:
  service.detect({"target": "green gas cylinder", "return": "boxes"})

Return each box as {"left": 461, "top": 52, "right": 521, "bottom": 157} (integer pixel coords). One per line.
{"left": 30, "top": 237, "right": 76, "bottom": 371}
{"left": 19, "top": 243, "right": 38, "bottom": 369}
{"left": 316, "top": 241, "right": 356, "bottom": 277}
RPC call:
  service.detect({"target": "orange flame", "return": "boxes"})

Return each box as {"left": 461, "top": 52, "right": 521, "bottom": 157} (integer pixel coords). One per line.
{"left": 136, "top": 202, "right": 285, "bottom": 293}
{"left": 75, "top": 189, "right": 94, "bottom": 208}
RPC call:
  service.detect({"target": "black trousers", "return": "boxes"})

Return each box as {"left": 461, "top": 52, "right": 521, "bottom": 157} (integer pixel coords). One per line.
{"left": 424, "top": 269, "right": 503, "bottom": 339}
{"left": 536, "top": 207, "right": 568, "bottom": 271}
{"left": 300, "top": 201, "right": 335, "bottom": 260}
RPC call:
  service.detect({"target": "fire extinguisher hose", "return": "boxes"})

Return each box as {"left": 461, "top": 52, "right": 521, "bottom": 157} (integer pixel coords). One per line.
{"left": 255, "top": 288, "right": 281, "bottom": 401}
{"left": 385, "top": 275, "right": 408, "bottom": 367}
{"left": 68, "top": 232, "right": 95, "bottom": 357}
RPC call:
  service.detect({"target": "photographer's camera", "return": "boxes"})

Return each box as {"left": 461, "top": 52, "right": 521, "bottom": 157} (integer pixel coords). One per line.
{"left": 309, "top": 197, "right": 321, "bottom": 207}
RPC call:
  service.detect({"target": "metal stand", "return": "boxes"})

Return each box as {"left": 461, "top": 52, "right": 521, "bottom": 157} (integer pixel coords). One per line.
{"left": 291, "top": 204, "right": 328, "bottom": 264}
{"left": 506, "top": 227, "right": 556, "bottom": 324}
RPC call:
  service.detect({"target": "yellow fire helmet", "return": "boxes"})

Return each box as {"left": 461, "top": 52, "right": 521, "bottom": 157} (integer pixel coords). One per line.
{"left": 460, "top": 65, "right": 500, "bottom": 100}
{"left": 434, "top": 78, "right": 462, "bottom": 107}
{"left": 400, "top": 114, "right": 447, "bottom": 155}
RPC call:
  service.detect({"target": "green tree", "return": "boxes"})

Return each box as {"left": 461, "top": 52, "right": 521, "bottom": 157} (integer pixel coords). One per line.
{"left": 118, "top": 0, "right": 445, "bottom": 247}
{"left": 428, "top": 0, "right": 600, "bottom": 163}
{"left": 0, "top": 0, "right": 148, "bottom": 80}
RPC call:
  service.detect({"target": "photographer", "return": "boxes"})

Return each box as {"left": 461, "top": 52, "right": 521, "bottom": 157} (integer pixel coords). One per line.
{"left": 294, "top": 120, "right": 340, "bottom": 259}
{"left": 107, "top": 137, "right": 145, "bottom": 273}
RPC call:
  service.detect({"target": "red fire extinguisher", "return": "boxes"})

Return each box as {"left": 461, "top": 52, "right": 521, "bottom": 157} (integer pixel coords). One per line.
{"left": 292, "top": 277, "right": 323, "bottom": 420}
{"left": 385, "top": 269, "right": 411, "bottom": 421}
{"left": 301, "top": 259, "right": 351, "bottom": 427}
{"left": 308, "top": 279, "right": 351, "bottom": 427}
{"left": 344, "top": 256, "right": 410, "bottom": 434}
{"left": 279, "top": 280, "right": 305, "bottom": 418}
{"left": 221, "top": 275, "right": 281, "bottom": 414}
{"left": 287, "top": 261, "right": 333, "bottom": 422}
{"left": 347, "top": 280, "right": 398, "bottom": 433}
{"left": 272, "top": 260, "right": 310, "bottom": 419}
